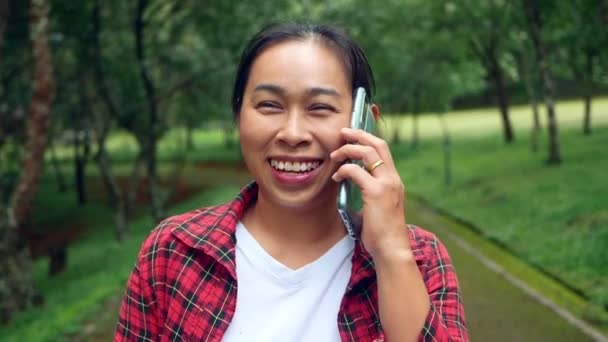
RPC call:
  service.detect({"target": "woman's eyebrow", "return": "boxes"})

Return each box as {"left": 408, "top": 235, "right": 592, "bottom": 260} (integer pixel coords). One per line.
{"left": 307, "top": 87, "right": 340, "bottom": 98}
{"left": 253, "top": 83, "right": 285, "bottom": 95}
{"left": 252, "top": 84, "right": 340, "bottom": 98}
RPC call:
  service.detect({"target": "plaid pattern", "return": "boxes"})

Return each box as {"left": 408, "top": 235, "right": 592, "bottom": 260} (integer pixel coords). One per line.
{"left": 115, "top": 182, "right": 468, "bottom": 342}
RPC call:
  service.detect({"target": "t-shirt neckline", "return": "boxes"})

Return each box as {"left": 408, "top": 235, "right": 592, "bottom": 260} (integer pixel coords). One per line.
{"left": 235, "top": 221, "right": 354, "bottom": 286}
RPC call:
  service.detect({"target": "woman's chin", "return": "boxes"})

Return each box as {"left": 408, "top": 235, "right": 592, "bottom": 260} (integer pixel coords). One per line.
{"left": 261, "top": 181, "right": 338, "bottom": 212}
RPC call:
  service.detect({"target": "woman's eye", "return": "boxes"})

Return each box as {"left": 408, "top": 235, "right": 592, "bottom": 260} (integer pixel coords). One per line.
{"left": 258, "top": 101, "right": 279, "bottom": 108}
{"left": 256, "top": 101, "right": 283, "bottom": 113}
{"left": 309, "top": 104, "right": 336, "bottom": 113}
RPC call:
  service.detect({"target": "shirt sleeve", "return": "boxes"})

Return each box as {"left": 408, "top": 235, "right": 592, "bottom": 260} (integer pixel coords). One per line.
{"left": 114, "top": 244, "right": 162, "bottom": 342}
{"left": 418, "top": 236, "right": 468, "bottom": 342}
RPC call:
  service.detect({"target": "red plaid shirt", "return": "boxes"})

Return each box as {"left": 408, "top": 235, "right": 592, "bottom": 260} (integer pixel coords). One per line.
{"left": 115, "top": 183, "right": 468, "bottom": 341}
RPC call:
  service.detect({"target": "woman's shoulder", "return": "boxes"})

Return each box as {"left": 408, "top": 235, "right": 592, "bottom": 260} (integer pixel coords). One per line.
{"left": 138, "top": 200, "right": 240, "bottom": 255}
{"left": 405, "top": 224, "right": 454, "bottom": 266}
{"left": 406, "top": 224, "right": 441, "bottom": 245}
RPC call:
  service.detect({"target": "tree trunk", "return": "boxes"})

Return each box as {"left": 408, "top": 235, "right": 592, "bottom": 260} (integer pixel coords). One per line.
{"left": 391, "top": 126, "right": 401, "bottom": 145}
{"left": 489, "top": 57, "right": 514, "bottom": 143}
{"left": 0, "top": 0, "right": 54, "bottom": 322}
{"left": 516, "top": 48, "right": 541, "bottom": 152}
{"left": 90, "top": 0, "right": 129, "bottom": 239}
{"left": 126, "top": 149, "right": 144, "bottom": 218}
{"left": 411, "top": 112, "right": 419, "bottom": 149}
{"left": 73, "top": 79, "right": 92, "bottom": 206}
{"left": 471, "top": 39, "right": 514, "bottom": 144}
{"left": 74, "top": 130, "right": 87, "bottom": 205}
{"left": 224, "top": 126, "right": 234, "bottom": 149}
{"left": 134, "top": 0, "right": 164, "bottom": 223}
{"left": 410, "top": 89, "right": 420, "bottom": 149}
{"left": 144, "top": 139, "right": 164, "bottom": 223}
{"left": 48, "top": 137, "right": 67, "bottom": 192}
{"left": 582, "top": 50, "right": 594, "bottom": 135}
{"left": 91, "top": 0, "right": 121, "bottom": 123}
{"left": 531, "top": 100, "right": 541, "bottom": 152}
{"left": 186, "top": 123, "right": 194, "bottom": 150}
{"left": 522, "top": 0, "right": 561, "bottom": 165}
{"left": 94, "top": 122, "right": 128, "bottom": 241}
{"left": 438, "top": 112, "right": 452, "bottom": 186}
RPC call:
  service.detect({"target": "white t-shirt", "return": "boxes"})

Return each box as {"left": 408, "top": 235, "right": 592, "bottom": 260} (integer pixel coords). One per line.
{"left": 222, "top": 221, "right": 355, "bottom": 342}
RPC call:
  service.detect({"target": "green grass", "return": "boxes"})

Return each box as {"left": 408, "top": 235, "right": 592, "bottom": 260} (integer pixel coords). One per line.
{"left": 407, "top": 196, "right": 604, "bottom": 338}
{"left": 0, "top": 185, "right": 243, "bottom": 342}
{"left": 387, "top": 101, "right": 608, "bottom": 312}
{"left": 48, "top": 128, "right": 240, "bottom": 165}
{"left": 380, "top": 97, "right": 608, "bottom": 140}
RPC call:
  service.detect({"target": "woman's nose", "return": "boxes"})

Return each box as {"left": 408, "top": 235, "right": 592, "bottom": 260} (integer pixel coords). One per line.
{"left": 276, "top": 111, "right": 312, "bottom": 147}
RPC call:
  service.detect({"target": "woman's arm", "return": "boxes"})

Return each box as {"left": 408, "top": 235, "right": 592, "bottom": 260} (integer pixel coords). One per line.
{"left": 114, "top": 242, "right": 162, "bottom": 341}
{"left": 331, "top": 128, "right": 467, "bottom": 341}
{"left": 374, "top": 230, "right": 467, "bottom": 342}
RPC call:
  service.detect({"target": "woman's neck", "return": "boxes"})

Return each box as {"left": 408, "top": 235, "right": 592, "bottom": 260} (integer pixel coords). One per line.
{"left": 241, "top": 189, "right": 347, "bottom": 269}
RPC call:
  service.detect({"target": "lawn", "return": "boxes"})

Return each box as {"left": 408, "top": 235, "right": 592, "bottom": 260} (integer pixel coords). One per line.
{"left": 384, "top": 98, "right": 608, "bottom": 312}
{"left": 380, "top": 97, "right": 608, "bottom": 140}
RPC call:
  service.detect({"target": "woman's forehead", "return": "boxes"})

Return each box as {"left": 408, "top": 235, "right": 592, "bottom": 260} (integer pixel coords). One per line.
{"left": 246, "top": 40, "right": 352, "bottom": 94}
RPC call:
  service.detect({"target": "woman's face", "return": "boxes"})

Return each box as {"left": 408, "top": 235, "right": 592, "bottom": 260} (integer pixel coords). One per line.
{"left": 238, "top": 39, "right": 353, "bottom": 210}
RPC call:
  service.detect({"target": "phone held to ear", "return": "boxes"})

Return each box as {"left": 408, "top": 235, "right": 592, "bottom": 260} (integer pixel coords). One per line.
{"left": 337, "top": 87, "right": 376, "bottom": 240}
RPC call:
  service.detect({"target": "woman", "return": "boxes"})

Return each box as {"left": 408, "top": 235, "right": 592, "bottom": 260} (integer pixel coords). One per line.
{"left": 115, "top": 22, "right": 467, "bottom": 342}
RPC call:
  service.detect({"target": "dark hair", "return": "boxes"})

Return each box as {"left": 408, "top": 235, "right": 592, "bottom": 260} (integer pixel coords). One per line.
{"left": 231, "top": 22, "right": 375, "bottom": 117}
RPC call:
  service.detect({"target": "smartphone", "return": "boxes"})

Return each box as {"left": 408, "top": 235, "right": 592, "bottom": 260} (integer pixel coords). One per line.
{"left": 337, "top": 87, "right": 376, "bottom": 240}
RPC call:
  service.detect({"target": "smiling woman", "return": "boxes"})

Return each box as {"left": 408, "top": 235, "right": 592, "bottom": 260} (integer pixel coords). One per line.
{"left": 114, "top": 22, "right": 468, "bottom": 342}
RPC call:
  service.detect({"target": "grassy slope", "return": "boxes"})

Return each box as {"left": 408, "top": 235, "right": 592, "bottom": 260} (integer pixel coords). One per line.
{"left": 3, "top": 134, "right": 246, "bottom": 341}
{"left": 384, "top": 98, "right": 608, "bottom": 311}
{"left": 0, "top": 185, "right": 243, "bottom": 342}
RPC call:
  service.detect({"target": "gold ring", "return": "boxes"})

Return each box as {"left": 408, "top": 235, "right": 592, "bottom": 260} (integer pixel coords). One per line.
{"left": 367, "top": 159, "right": 385, "bottom": 173}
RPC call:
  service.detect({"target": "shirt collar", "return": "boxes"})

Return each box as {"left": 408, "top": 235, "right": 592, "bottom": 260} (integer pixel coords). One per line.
{"left": 170, "top": 182, "right": 258, "bottom": 279}
{"left": 170, "top": 181, "right": 423, "bottom": 287}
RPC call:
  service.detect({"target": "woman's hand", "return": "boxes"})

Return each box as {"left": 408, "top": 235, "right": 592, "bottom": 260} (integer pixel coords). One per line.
{"left": 330, "top": 127, "right": 412, "bottom": 261}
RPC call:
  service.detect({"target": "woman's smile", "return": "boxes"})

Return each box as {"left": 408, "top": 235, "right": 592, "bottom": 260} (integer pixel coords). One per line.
{"left": 267, "top": 156, "right": 325, "bottom": 187}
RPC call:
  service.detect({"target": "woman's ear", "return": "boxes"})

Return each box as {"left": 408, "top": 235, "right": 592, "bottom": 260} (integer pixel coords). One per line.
{"left": 371, "top": 104, "right": 380, "bottom": 122}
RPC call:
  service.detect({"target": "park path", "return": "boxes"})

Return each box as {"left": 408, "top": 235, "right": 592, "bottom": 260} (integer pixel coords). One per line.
{"left": 407, "top": 197, "right": 602, "bottom": 342}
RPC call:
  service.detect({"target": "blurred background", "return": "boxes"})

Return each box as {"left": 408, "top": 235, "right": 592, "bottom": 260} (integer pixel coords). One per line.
{"left": 1, "top": 0, "right": 607, "bottom": 341}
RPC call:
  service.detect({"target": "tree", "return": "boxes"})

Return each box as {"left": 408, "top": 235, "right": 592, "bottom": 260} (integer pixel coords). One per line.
{"left": 133, "top": 0, "right": 164, "bottom": 222}
{"left": 0, "top": 0, "right": 54, "bottom": 322}
{"left": 521, "top": 0, "right": 562, "bottom": 165}
{"left": 444, "top": 0, "right": 518, "bottom": 143}
{"left": 509, "top": 26, "right": 542, "bottom": 152}
{"left": 556, "top": 0, "right": 606, "bottom": 135}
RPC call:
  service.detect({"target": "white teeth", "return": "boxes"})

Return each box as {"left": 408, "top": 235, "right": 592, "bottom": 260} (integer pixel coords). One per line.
{"left": 270, "top": 159, "right": 321, "bottom": 172}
